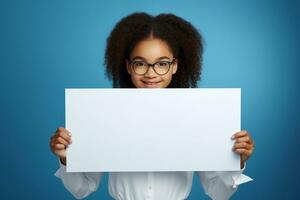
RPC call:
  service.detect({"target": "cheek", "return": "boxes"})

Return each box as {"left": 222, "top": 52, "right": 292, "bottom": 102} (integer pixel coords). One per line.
{"left": 160, "top": 73, "right": 173, "bottom": 87}
{"left": 130, "top": 74, "right": 143, "bottom": 87}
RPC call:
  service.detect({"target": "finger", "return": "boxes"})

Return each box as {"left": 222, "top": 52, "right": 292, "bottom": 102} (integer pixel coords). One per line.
{"left": 233, "top": 142, "right": 252, "bottom": 150}
{"left": 50, "top": 141, "right": 59, "bottom": 149}
{"left": 231, "top": 130, "right": 247, "bottom": 140}
{"left": 56, "top": 136, "right": 69, "bottom": 146}
{"left": 57, "top": 130, "right": 72, "bottom": 143}
{"left": 57, "top": 127, "right": 67, "bottom": 132}
{"left": 236, "top": 149, "right": 252, "bottom": 161}
{"left": 56, "top": 127, "right": 72, "bottom": 136}
{"left": 57, "top": 127, "right": 71, "bottom": 134}
{"left": 239, "top": 131, "right": 254, "bottom": 143}
{"left": 248, "top": 134, "right": 254, "bottom": 144}
{"left": 234, "top": 148, "right": 252, "bottom": 157}
{"left": 49, "top": 141, "right": 54, "bottom": 148}
{"left": 235, "top": 136, "right": 252, "bottom": 143}
{"left": 54, "top": 143, "right": 65, "bottom": 150}
{"left": 50, "top": 133, "right": 58, "bottom": 141}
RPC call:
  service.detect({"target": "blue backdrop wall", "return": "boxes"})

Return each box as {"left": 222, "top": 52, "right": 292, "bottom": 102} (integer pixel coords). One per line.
{"left": 1, "top": 0, "right": 299, "bottom": 199}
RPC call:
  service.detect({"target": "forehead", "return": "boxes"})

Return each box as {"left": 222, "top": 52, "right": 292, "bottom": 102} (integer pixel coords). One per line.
{"left": 130, "top": 38, "right": 173, "bottom": 62}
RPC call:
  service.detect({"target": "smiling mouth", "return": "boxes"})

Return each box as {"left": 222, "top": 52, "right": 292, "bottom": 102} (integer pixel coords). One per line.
{"left": 142, "top": 80, "right": 161, "bottom": 86}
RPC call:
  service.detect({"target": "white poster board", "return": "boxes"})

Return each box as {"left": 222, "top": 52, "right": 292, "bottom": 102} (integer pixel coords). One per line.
{"left": 66, "top": 88, "right": 241, "bottom": 172}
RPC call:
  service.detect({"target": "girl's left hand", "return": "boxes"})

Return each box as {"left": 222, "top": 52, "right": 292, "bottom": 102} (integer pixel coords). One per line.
{"left": 231, "top": 130, "right": 255, "bottom": 169}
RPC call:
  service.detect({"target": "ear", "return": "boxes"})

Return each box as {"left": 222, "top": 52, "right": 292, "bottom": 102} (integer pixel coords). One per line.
{"left": 126, "top": 59, "right": 131, "bottom": 75}
{"left": 172, "top": 59, "right": 178, "bottom": 74}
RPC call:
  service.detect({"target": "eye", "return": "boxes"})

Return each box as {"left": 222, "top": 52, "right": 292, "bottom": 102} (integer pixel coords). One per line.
{"left": 132, "top": 61, "right": 146, "bottom": 67}
{"left": 157, "top": 62, "right": 168, "bottom": 67}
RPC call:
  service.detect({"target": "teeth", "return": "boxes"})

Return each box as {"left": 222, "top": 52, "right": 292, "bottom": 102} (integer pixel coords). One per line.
{"left": 145, "top": 82, "right": 158, "bottom": 84}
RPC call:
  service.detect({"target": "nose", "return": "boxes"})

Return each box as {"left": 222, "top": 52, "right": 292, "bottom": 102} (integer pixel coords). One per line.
{"left": 144, "top": 66, "right": 157, "bottom": 78}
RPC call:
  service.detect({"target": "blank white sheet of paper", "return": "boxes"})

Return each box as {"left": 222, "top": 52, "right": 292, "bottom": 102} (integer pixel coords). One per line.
{"left": 66, "top": 88, "right": 241, "bottom": 172}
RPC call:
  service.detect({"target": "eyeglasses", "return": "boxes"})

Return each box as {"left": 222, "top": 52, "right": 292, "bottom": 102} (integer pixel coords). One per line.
{"left": 128, "top": 58, "right": 176, "bottom": 75}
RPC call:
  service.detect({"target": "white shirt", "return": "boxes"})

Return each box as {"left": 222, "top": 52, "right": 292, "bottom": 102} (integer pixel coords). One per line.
{"left": 54, "top": 160, "right": 253, "bottom": 200}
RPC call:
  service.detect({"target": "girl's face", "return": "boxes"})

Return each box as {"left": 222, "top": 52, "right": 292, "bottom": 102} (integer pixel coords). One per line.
{"left": 126, "top": 38, "right": 177, "bottom": 88}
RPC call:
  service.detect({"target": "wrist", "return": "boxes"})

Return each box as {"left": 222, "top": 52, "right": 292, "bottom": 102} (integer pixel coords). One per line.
{"left": 240, "top": 159, "right": 245, "bottom": 169}
{"left": 60, "top": 157, "right": 66, "bottom": 166}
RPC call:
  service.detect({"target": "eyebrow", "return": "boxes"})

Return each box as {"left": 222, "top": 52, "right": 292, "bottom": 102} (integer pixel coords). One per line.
{"left": 131, "top": 56, "right": 171, "bottom": 61}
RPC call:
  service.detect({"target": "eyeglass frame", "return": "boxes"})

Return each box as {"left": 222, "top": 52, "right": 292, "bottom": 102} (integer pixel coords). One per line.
{"left": 127, "top": 58, "right": 177, "bottom": 76}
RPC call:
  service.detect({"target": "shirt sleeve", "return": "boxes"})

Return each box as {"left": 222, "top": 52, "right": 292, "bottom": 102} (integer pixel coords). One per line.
{"left": 196, "top": 162, "right": 253, "bottom": 200}
{"left": 54, "top": 158, "right": 103, "bottom": 199}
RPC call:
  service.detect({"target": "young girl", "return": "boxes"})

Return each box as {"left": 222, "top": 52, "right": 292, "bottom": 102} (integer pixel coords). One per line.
{"left": 50, "top": 12, "right": 254, "bottom": 200}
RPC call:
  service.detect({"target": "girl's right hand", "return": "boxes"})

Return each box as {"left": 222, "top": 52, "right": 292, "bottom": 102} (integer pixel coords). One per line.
{"left": 50, "top": 127, "right": 72, "bottom": 165}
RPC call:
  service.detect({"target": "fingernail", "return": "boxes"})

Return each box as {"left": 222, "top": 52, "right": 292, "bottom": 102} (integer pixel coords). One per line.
{"left": 231, "top": 135, "right": 235, "bottom": 140}
{"left": 69, "top": 132, "right": 72, "bottom": 136}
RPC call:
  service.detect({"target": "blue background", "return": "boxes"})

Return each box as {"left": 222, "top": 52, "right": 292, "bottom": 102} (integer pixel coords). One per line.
{"left": 1, "top": 0, "right": 299, "bottom": 199}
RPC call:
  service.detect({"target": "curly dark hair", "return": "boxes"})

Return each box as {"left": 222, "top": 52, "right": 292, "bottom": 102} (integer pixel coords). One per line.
{"left": 104, "top": 12, "right": 204, "bottom": 88}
